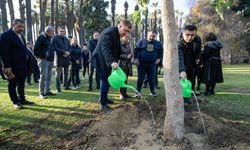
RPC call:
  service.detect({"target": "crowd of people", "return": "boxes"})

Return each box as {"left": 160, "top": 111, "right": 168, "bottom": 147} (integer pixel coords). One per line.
{"left": 0, "top": 19, "right": 223, "bottom": 112}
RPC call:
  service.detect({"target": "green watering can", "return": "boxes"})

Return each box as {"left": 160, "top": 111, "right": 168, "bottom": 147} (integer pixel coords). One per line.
{"left": 108, "top": 67, "right": 137, "bottom": 91}
{"left": 180, "top": 78, "right": 192, "bottom": 98}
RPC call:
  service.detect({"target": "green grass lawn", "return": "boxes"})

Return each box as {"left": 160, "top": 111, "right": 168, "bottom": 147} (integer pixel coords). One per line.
{"left": 0, "top": 64, "right": 250, "bottom": 148}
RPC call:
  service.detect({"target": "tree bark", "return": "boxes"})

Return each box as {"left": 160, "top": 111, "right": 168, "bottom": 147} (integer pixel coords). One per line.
{"left": 111, "top": 0, "right": 116, "bottom": 26}
{"left": 124, "top": 1, "right": 128, "bottom": 19}
{"left": 78, "top": 0, "right": 85, "bottom": 45}
{"left": 161, "top": 0, "right": 184, "bottom": 140}
{"left": 39, "top": 0, "right": 47, "bottom": 33}
{"left": 55, "top": 0, "right": 59, "bottom": 32}
{"left": 144, "top": 7, "right": 148, "bottom": 38}
{"left": 7, "top": 0, "right": 14, "bottom": 23}
{"left": 26, "top": 0, "right": 32, "bottom": 42}
{"left": 50, "top": 0, "right": 55, "bottom": 27}
{"left": 19, "top": 0, "right": 25, "bottom": 21}
{"left": 0, "top": 0, "right": 8, "bottom": 31}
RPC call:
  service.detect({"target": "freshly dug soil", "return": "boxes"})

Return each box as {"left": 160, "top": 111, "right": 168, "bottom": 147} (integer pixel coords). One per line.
{"left": 57, "top": 101, "right": 250, "bottom": 150}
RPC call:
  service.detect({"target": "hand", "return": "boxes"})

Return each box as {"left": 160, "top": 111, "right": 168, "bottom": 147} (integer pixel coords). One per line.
{"left": 180, "top": 71, "right": 187, "bottom": 79}
{"left": 76, "top": 60, "right": 80, "bottom": 64}
{"left": 155, "top": 59, "right": 161, "bottom": 65}
{"left": 127, "top": 54, "right": 132, "bottom": 59}
{"left": 134, "top": 58, "right": 139, "bottom": 65}
{"left": 64, "top": 51, "right": 70, "bottom": 57}
{"left": 4, "top": 68, "right": 15, "bottom": 79}
{"left": 111, "top": 62, "right": 119, "bottom": 69}
{"left": 195, "top": 59, "right": 200, "bottom": 65}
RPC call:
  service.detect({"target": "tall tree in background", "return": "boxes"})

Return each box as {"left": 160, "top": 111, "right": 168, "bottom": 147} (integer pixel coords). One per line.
{"left": 19, "top": 0, "right": 25, "bottom": 21}
{"left": 0, "top": 0, "right": 8, "bottom": 31}
{"left": 77, "top": 0, "right": 85, "bottom": 45}
{"left": 133, "top": 4, "right": 140, "bottom": 43}
{"left": 152, "top": 2, "right": 158, "bottom": 33}
{"left": 161, "top": 0, "right": 184, "bottom": 140}
{"left": 65, "top": 0, "right": 74, "bottom": 36}
{"left": 124, "top": 0, "right": 128, "bottom": 19}
{"left": 55, "top": 0, "right": 59, "bottom": 32}
{"left": 111, "top": 0, "right": 116, "bottom": 26}
{"left": 142, "top": 7, "right": 148, "bottom": 38}
{"left": 50, "top": 0, "right": 55, "bottom": 27}
{"left": 39, "top": 0, "right": 47, "bottom": 33}
{"left": 7, "top": 0, "right": 14, "bottom": 23}
{"left": 26, "top": 0, "right": 32, "bottom": 42}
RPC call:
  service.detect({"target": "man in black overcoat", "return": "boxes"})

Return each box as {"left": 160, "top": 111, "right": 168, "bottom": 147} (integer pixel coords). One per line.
{"left": 52, "top": 26, "right": 71, "bottom": 93}
{"left": 0, "top": 19, "right": 34, "bottom": 109}
{"left": 94, "top": 20, "right": 132, "bottom": 111}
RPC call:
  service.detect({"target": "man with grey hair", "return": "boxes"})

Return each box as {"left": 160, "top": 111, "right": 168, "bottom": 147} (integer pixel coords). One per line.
{"left": 34, "top": 26, "right": 56, "bottom": 99}
{"left": 0, "top": 19, "right": 34, "bottom": 109}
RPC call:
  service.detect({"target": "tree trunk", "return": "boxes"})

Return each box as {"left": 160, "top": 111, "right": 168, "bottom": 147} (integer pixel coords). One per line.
{"left": 26, "top": 0, "right": 32, "bottom": 42}
{"left": 7, "top": 0, "right": 14, "bottom": 23}
{"left": 161, "top": 0, "right": 184, "bottom": 140}
{"left": 124, "top": 1, "right": 128, "bottom": 19}
{"left": 78, "top": 0, "right": 85, "bottom": 45}
{"left": 65, "top": 0, "right": 73, "bottom": 36}
{"left": 39, "top": 0, "right": 47, "bottom": 33}
{"left": 153, "top": 10, "right": 157, "bottom": 33}
{"left": 144, "top": 7, "right": 148, "bottom": 38}
{"left": 50, "top": 0, "right": 54, "bottom": 27}
{"left": 0, "top": 0, "right": 8, "bottom": 31}
{"left": 55, "top": 0, "right": 59, "bottom": 32}
{"left": 19, "top": 0, "right": 25, "bottom": 21}
{"left": 111, "top": 0, "right": 116, "bottom": 26}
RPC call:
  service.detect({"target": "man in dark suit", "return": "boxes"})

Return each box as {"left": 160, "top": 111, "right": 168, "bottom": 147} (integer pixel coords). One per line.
{"left": 0, "top": 19, "right": 34, "bottom": 109}
{"left": 87, "top": 31, "right": 100, "bottom": 91}
{"left": 52, "top": 26, "right": 71, "bottom": 93}
{"left": 94, "top": 19, "right": 132, "bottom": 111}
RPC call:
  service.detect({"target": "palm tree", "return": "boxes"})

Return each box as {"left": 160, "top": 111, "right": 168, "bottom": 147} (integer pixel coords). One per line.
{"left": 161, "top": 0, "right": 184, "bottom": 140}
{"left": 111, "top": 0, "right": 116, "bottom": 26}
{"left": 7, "top": 0, "right": 14, "bottom": 23}
{"left": 124, "top": 0, "right": 128, "bottom": 19}
{"left": 26, "top": 0, "right": 32, "bottom": 42}
{"left": 0, "top": 0, "right": 8, "bottom": 31}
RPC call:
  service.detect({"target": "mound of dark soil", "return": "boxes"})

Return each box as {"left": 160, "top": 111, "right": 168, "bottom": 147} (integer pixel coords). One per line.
{"left": 57, "top": 101, "right": 250, "bottom": 150}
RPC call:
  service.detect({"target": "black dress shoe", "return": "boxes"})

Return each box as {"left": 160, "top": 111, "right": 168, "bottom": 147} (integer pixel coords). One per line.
{"left": 124, "top": 94, "right": 132, "bottom": 98}
{"left": 107, "top": 99, "right": 114, "bottom": 104}
{"left": 100, "top": 105, "right": 112, "bottom": 112}
{"left": 64, "top": 87, "right": 71, "bottom": 90}
{"left": 46, "top": 92, "right": 56, "bottom": 96}
{"left": 20, "top": 99, "right": 34, "bottom": 105}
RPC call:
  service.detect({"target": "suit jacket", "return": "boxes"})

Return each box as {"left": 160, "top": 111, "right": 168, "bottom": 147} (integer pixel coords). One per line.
{"left": 0, "top": 29, "right": 29, "bottom": 77}
{"left": 94, "top": 26, "right": 121, "bottom": 74}
{"left": 52, "top": 35, "right": 70, "bottom": 67}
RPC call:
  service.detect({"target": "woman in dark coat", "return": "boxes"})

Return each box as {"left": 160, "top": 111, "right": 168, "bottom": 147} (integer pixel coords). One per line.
{"left": 67, "top": 38, "right": 82, "bottom": 89}
{"left": 201, "top": 32, "right": 223, "bottom": 96}
{"left": 118, "top": 35, "right": 132, "bottom": 100}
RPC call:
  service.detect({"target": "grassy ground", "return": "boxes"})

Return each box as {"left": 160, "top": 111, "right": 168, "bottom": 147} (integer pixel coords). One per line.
{"left": 0, "top": 64, "right": 250, "bottom": 148}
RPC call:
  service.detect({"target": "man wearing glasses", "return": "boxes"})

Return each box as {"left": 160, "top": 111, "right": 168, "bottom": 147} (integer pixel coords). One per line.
{"left": 178, "top": 25, "right": 202, "bottom": 107}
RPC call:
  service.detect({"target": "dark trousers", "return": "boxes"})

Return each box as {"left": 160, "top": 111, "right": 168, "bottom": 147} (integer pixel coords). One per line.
{"left": 99, "top": 71, "right": 110, "bottom": 107}
{"left": 82, "top": 62, "right": 89, "bottom": 78}
{"left": 8, "top": 75, "right": 26, "bottom": 104}
{"left": 56, "top": 66, "right": 69, "bottom": 91}
{"left": 88, "top": 62, "right": 100, "bottom": 88}
{"left": 119, "top": 67, "right": 129, "bottom": 96}
{"left": 26, "top": 66, "right": 40, "bottom": 84}
{"left": 186, "top": 66, "right": 196, "bottom": 91}
{"left": 68, "top": 69, "right": 80, "bottom": 87}
{"left": 137, "top": 62, "right": 156, "bottom": 93}
{"left": 143, "top": 65, "right": 159, "bottom": 87}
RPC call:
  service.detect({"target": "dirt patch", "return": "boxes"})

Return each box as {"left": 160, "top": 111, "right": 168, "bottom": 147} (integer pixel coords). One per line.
{"left": 56, "top": 101, "right": 250, "bottom": 150}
